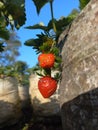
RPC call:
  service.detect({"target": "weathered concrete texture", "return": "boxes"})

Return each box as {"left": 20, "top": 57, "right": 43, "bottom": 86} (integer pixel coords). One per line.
{"left": 59, "top": 0, "right": 98, "bottom": 129}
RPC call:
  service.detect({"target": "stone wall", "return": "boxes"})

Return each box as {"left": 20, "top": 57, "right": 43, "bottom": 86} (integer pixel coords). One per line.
{"left": 0, "top": 76, "right": 31, "bottom": 128}
{"left": 59, "top": 0, "right": 98, "bottom": 129}
{"left": 0, "top": 77, "right": 22, "bottom": 128}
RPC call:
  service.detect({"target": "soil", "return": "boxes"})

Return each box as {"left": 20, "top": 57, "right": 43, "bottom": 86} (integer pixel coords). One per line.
{"left": 0, "top": 106, "right": 63, "bottom": 130}
{"left": 0, "top": 116, "right": 62, "bottom": 130}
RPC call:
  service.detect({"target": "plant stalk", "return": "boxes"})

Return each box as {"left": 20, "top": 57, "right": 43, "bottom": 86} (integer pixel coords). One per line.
{"left": 49, "top": 0, "right": 57, "bottom": 33}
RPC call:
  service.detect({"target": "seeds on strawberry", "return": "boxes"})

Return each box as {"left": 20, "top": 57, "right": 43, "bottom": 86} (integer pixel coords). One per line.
{"left": 38, "top": 76, "right": 57, "bottom": 98}
{"left": 38, "top": 53, "right": 55, "bottom": 68}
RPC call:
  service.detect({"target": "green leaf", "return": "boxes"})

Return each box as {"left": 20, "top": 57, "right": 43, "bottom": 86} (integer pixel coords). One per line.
{"left": 24, "top": 33, "right": 51, "bottom": 53}
{"left": 50, "top": 46, "right": 59, "bottom": 56}
{"left": 25, "top": 24, "right": 47, "bottom": 31}
{"left": 53, "top": 72, "right": 61, "bottom": 82}
{"left": 24, "top": 38, "right": 42, "bottom": 54}
{"left": 4, "top": 0, "right": 26, "bottom": 29}
{"left": 0, "top": 42, "right": 5, "bottom": 52}
{"left": 79, "top": 0, "right": 90, "bottom": 10}
{"left": 36, "top": 72, "right": 44, "bottom": 77}
{"left": 24, "top": 39, "right": 38, "bottom": 46}
{"left": 0, "top": 27, "right": 10, "bottom": 40}
{"left": 47, "top": 19, "right": 56, "bottom": 31}
{"left": 43, "top": 68, "right": 51, "bottom": 76}
{"left": 32, "top": 0, "right": 49, "bottom": 14}
{"left": 0, "top": 16, "right": 6, "bottom": 28}
{"left": 39, "top": 43, "right": 51, "bottom": 53}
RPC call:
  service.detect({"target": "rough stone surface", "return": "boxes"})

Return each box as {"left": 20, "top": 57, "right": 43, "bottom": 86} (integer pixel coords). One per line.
{"left": 18, "top": 84, "right": 31, "bottom": 108}
{"left": 0, "top": 77, "right": 22, "bottom": 128}
{"left": 29, "top": 73, "right": 60, "bottom": 116}
{"left": 58, "top": 0, "right": 98, "bottom": 129}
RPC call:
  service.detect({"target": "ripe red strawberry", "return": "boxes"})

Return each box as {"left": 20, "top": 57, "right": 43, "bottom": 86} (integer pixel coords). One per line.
{"left": 38, "top": 76, "right": 57, "bottom": 98}
{"left": 38, "top": 53, "right": 55, "bottom": 68}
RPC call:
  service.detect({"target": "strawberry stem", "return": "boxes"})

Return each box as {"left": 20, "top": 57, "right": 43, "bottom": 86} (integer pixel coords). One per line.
{"left": 49, "top": 0, "right": 57, "bottom": 33}
{"left": 44, "top": 68, "right": 51, "bottom": 76}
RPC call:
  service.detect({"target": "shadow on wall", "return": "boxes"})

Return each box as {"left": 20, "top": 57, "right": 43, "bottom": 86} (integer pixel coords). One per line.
{"left": 30, "top": 97, "right": 63, "bottom": 130}
{"left": 57, "top": 24, "right": 71, "bottom": 53}
{"left": 0, "top": 99, "right": 33, "bottom": 130}
{"left": 0, "top": 100, "right": 21, "bottom": 128}
{"left": 32, "top": 96, "right": 60, "bottom": 116}
{"left": 61, "top": 87, "right": 98, "bottom": 130}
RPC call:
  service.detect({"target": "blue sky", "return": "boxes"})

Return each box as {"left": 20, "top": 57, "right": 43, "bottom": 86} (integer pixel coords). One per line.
{"left": 17, "top": 0, "right": 79, "bottom": 68}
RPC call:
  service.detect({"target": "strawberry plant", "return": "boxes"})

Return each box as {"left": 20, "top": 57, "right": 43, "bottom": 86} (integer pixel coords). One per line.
{"left": 30, "top": 33, "right": 61, "bottom": 98}
{"left": 24, "top": 0, "right": 62, "bottom": 98}
{"left": 24, "top": 32, "right": 61, "bottom": 97}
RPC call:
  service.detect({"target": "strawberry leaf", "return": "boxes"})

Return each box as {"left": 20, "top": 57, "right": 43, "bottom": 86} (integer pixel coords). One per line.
{"left": 32, "top": 0, "right": 49, "bottom": 14}
{"left": 0, "top": 27, "right": 10, "bottom": 40}
{"left": 36, "top": 72, "right": 44, "bottom": 77}
{"left": 25, "top": 24, "right": 47, "bottom": 31}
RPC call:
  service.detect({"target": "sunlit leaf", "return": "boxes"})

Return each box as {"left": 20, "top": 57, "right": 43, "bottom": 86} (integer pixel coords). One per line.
{"left": 79, "top": 0, "right": 90, "bottom": 10}
{"left": 2, "top": 0, "right": 26, "bottom": 29}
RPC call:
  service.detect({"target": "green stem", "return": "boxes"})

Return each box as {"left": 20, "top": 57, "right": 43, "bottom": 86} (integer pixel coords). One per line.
{"left": 49, "top": 0, "right": 57, "bottom": 33}
{"left": 44, "top": 68, "right": 51, "bottom": 76}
